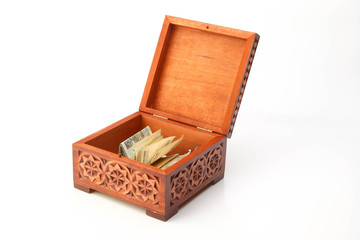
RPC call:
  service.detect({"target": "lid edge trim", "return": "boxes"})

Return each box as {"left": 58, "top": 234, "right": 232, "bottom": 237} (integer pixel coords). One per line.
{"left": 226, "top": 34, "right": 260, "bottom": 138}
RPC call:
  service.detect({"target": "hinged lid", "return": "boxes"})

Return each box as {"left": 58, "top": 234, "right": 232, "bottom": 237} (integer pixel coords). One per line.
{"left": 140, "top": 16, "right": 259, "bottom": 138}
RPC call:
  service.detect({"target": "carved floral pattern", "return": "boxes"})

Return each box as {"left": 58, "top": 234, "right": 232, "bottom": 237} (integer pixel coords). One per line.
{"left": 189, "top": 156, "right": 207, "bottom": 188}
{"left": 78, "top": 152, "right": 160, "bottom": 206}
{"left": 170, "top": 143, "right": 224, "bottom": 205}
{"left": 207, "top": 146, "right": 222, "bottom": 176}
{"left": 227, "top": 34, "right": 259, "bottom": 137}
{"left": 171, "top": 170, "right": 188, "bottom": 202}
{"left": 79, "top": 154, "right": 106, "bottom": 184}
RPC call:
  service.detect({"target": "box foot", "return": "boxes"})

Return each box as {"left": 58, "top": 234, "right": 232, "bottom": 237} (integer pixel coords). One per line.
{"left": 146, "top": 208, "right": 178, "bottom": 221}
{"left": 74, "top": 182, "right": 94, "bottom": 193}
{"left": 212, "top": 172, "right": 224, "bottom": 185}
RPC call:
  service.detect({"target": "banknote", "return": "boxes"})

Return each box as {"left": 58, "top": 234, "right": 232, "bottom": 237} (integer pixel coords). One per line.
{"left": 138, "top": 136, "right": 175, "bottom": 163}
{"left": 134, "top": 136, "right": 164, "bottom": 161}
{"left": 151, "top": 154, "right": 179, "bottom": 168}
{"left": 118, "top": 126, "right": 152, "bottom": 159}
{"left": 160, "top": 149, "right": 191, "bottom": 169}
{"left": 145, "top": 135, "right": 184, "bottom": 164}
{"left": 133, "top": 129, "right": 162, "bottom": 150}
{"left": 133, "top": 129, "right": 162, "bottom": 161}
{"left": 119, "top": 126, "right": 185, "bottom": 167}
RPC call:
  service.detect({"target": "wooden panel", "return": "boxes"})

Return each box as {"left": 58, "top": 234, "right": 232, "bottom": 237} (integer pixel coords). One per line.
{"left": 166, "top": 137, "right": 226, "bottom": 213}
{"left": 85, "top": 113, "right": 142, "bottom": 153}
{"left": 140, "top": 16, "right": 258, "bottom": 136}
{"left": 152, "top": 25, "right": 245, "bottom": 128}
{"left": 73, "top": 146, "right": 166, "bottom": 214}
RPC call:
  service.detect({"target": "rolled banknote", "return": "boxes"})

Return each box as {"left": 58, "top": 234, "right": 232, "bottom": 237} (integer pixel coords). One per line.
{"left": 145, "top": 135, "right": 184, "bottom": 165}
{"left": 161, "top": 149, "right": 191, "bottom": 169}
{"left": 151, "top": 154, "right": 179, "bottom": 168}
{"left": 138, "top": 136, "right": 175, "bottom": 163}
{"left": 133, "top": 129, "right": 162, "bottom": 160}
{"left": 118, "top": 126, "right": 152, "bottom": 159}
{"left": 133, "top": 129, "right": 161, "bottom": 150}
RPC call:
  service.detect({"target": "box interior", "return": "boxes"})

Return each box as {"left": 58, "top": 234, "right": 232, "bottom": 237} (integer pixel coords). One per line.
{"left": 85, "top": 113, "right": 219, "bottom": 157}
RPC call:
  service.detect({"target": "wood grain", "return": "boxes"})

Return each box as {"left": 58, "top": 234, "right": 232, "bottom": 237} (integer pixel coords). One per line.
{"left": 140, "top": 15, "right": 259, "bottom": 136}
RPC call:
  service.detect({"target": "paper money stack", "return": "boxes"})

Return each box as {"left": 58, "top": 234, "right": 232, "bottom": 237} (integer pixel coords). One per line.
{"left": 118, "top": 126, "right": 190, "bottom": 169}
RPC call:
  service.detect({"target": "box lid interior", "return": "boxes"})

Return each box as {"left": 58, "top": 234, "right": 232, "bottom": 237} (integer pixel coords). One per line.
{"left": 140, "top": 16, "right": 259, "bottom": 137}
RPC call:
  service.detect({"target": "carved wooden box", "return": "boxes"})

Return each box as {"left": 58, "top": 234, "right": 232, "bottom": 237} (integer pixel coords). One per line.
{"left": 73, "top": 16, "right": 259, "bottom": 221}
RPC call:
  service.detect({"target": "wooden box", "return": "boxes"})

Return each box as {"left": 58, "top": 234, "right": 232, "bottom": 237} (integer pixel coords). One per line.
{"left": 73, "top": 16, "right": 259, "bottom": 221}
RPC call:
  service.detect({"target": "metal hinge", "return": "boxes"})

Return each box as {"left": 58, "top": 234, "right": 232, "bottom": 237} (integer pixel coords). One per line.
{"left": 153, "top": 114, "right": 168, "bottom": 120}
{"left": 197, "top": 126, "right": 213, "bottom": 132}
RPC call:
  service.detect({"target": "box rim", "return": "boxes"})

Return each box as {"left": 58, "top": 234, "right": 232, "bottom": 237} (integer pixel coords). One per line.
{"left": 73, "top": 111, "right": 224, "bottom": 175}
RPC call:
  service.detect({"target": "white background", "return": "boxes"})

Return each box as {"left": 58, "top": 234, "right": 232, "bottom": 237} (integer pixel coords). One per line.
{"left": 0, "top": 0, "right": 359, "bottom": 239}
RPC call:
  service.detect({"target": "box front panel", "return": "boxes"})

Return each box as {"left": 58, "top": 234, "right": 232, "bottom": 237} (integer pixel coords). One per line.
{"left": 73, "top": 146, "right": 166, "bottom": 213}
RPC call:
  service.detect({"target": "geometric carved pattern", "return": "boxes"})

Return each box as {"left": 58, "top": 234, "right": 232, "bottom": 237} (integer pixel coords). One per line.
{"left": 170, "top": 143, "right": 224, "bottom": 206}
{"left": 227, "top": 34, "right": 260, "bottom": 138}
{"left": 78, "top": 152, "right": 160, "bottom": 206}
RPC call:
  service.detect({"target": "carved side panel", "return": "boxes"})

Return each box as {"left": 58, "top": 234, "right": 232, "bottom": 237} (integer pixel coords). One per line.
{"left": 77, "top": 152, "right": 160, "bottom": 207}
{"left": 170, "top": 142, "right": 224, "bottom": 206}
{"left": 227, "top": 34, "right": 260, "bottom": 138}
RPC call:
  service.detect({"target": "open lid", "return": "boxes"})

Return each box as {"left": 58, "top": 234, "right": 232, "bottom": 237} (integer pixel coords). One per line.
{"left": 140, "top": 16, "right": 259, "bottom": 137}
